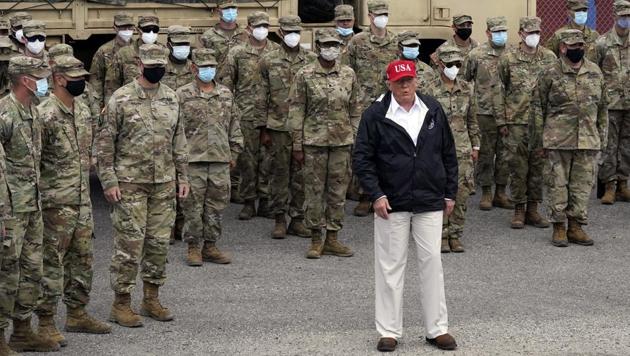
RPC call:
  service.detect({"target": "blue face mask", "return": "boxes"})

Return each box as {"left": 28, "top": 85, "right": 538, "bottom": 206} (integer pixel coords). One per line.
{"left": 30, "top": 77, "right": 48, "bottom": 97}
{"left": 198, "top": 66, "right": 216, "bottom": 83}
{"left": 336, "top": 27, "right": 354, "bottom": 37}
{"left": 221, "top": 8, "right": 238, "bottom": 23}
{"left": 491, "top": 31, "right": 508, "bottom": 46}
{"left": 574, "top": 11, "right": 588, "bottom": 25}
{"left": 402, "top": 46, "right": 419, "bottom": 60}
{"left": 618, "top": 17, "right": 630, "bottom": 29}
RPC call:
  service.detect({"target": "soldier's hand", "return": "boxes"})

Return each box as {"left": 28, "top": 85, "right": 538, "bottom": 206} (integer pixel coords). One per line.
{"left": 499, "top": 126, "right": 509, "bottom": 137}
{"left": 229, "top": 160, "right": 236, "bottom": 170}
{"left": 292, "top": 150, "right": 304, "bottom": 166}
{"left": 260, "top": 129, "right": 272, "bottom": 148}
{"left": 444, "top": 199, "right": 456, "bottom": 217}
{"left": 373, "top": 197, "right": 392, "bottom": 220}
{"left": 471, "top": 149, "right": 479, "bottom": 162}
{"left": 178, "top": 184, "right": 190, "bottom": 199}
{"left": 534, "top": 148, "right": 547, "bottom": 158}
{"left": 104, "top": 187, "right": 122, "bottom": 203}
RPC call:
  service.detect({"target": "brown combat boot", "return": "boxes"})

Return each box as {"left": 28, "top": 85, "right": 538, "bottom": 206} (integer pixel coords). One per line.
{"left": 306, "top": 230, "right": 324, "bottom": 259}
{"left": 109, "top": 293, "right": 143, "bottom": 328}
{"left": 271, "top": 214, "right": 287, "bottom": 239}
{"left": 0, "top": 328, "right": 19, "bottom": 356}
{"left": 511, "top": 203, "right": 526, "bottom": 229}
{"left": 257, "top": 198, "right": 273, "bottom": 219}
{"left": 322, "top": 230, "right": 353, "bottom": 257}
{"left": 287, "top": 218, "right": 311, "bottom": 238}
{"left": 449, "top": 239, "right": 465, "bottom": 253}
{"left": 238, "top": 201, "right": 256, "bottom": 220}
{"left": 567, "top": 219, "right": 593, "bottom": 246}
{"left": 37, "top": 313, "right": 66, "bottom": 347}
{"left": 9, "top": 317, "right": 60, "bottom": 352}
{"left": 353, "top": 194, "right": 372, "bottom": 217}
{"left": 525, "top": 201, "right": 550, "bottom": 228}
{"left": 551, "top": 222, "right": 568, "bottom": 247}
{"left": 479, "top": 186, "right": 493, "bottom": 211}
{"left": 441, "top": 238, "right": 450, "bottom": 253}
{"left": 616, "top": 179, "right": 630, "bottom": 202}
{"left": 492, "top": 184, "right": 514, "bottom": 209}
{"left": 601, "top": 181, "right": 616, "bottom": 205}
{"left": 202, "top": 242, "right": 231, "bottom": 264}
{"left": 140, "top": 283, "right": 173, "bottom": 322}
{"left": 186, "top": 242, "right": 203, "bottom": 267}
{"left": 65, "top": 306, "right": 111, "bottom": 334}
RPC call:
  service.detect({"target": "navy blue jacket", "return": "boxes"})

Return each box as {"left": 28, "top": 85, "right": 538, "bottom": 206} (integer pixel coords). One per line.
{"left": 353, "top": 91, "right": 458, "bottom": 213}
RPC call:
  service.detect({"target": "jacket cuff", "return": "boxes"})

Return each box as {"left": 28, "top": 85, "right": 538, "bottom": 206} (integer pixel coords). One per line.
{"left": 101, "top": 178, "right": 119, "bottom": 191}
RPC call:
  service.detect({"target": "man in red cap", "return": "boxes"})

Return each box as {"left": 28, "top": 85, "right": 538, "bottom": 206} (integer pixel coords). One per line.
{"left": 353, "top": 59, "right": 459, "bottom": 352}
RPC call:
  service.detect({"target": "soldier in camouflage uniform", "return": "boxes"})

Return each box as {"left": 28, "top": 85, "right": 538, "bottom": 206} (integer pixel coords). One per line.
{"left": 90, "top": 12, "right": 135, "bottom": 108}
{"left": 531, "top": 30, "right": 608, "bottom": 247}
{"left": 347, "top": 0, "right": 399, "bottom": 216}
{"left": 0, "top": 56, "right": 60, "bottom": 353}
{"left": 178, "top": 49, "right": 243, "bottom": 266}
{"left": 257, "top": 15, "right": 317, "bottom": 239}
{"left": 496, "top": 17, "right": 556, "bottom": 230}
{"left": 222, "top": 11, "right": 280, "bottom": 221}
{"left": 36, "top": 56, "right": 111, "bottom": 348}
{"left": 200, "top": 0, "right": 248, "bottom": 76}
{"left": 289, "top": 28, "right": 361, "bottom": 259}
{"left": 427, "top": 46, "right": 480, "bottom": 253}
{"left": 0, "top": 145, "right": 12, "bottom": 355}
{"left": 1, "top": 18, "right": 20, "bottom": 98}
{"left": 431, "top": 14, "right": 479, "bottom": 69}
{"left": 334, "top": 4, "right": 355, "bottom": 65}
{"left": 595, "top": 0, "right": 630, "bottom": 204}
{"left": 545, "top": 0, "right": 600, "bottom": 61}
{"left": 394, "top": 31, "right": 437, "bottom": 89}
{"left": 21, "top": 21, "right": 48, "bottom": 63}
{"left": 463, "top": 16, "right": 512, "bottom": 211}
{"left": 8, "top": 12, "right": 31, "bottom": 54}
{"left": 97, "top": 44, "right": 189, "bottom": 328}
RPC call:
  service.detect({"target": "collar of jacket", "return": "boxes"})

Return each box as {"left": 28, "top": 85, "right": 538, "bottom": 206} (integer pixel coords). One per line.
{"left": 558, "top": 56, "right": 597, "bottom": 75}
{"left": 132, "top": 79, "right": 168, "bottom": 99}
{"left": 314, "top": 60, "right": 341, "bottom": 75}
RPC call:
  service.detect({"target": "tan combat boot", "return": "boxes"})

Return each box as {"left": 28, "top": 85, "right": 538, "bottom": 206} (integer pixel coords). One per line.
{"left": 492, "top": 184, "right": 514, "bottom": 209}
{"left": 202, "top": 242, "right": 231, "bottom": 264}
{"left": 551, "top": 222, "right": 568, "bottom": 247}
{"left": 109, "top": 293, "right": 143, "bottom": 328}
{"left": 567, "top": 218, "right": 593, "bottom": 246}
{"left": 441, "top": 238, "right": 450, "bottom": 253}
{"left": 306, "top": 230, "right": 324, "bottom": 259}
{"left": 238, "top": 200, "right": 256, "bottom": 220}
{"left": 37, "top": 312, "right": 66, "bottom": 347}
{"left": 140, "top": 283, "right": 174, "bottom": 322}
{"left": 287, "top": 218, "right": 311, "bottom": 238}
{"left": 616, "top": 179, "right": 630, "bottom": 202}
{"left": 510, "top": 203, "right": 526, "bottom": 229}
{"left": 479, "top": 186, "right": 493, "bottom": 211}
{"left": 353, "top": 194, "right": 372, "bottom": 217}
{"left": 322, "top": 230, "right": 353, "bottom": 257}
{"left": 449, "top": 238, "right": 465, "bottom": 253}
{"left": 601, "top": 181, "right": 616, "bottom": 204}
{"left": 186, "top": 242, "right": 203, "bottom": 267}
{"left": 65, "top": 306, "right": 111, "bottom": 334}
{"left": 525, "top": 201, "right": 550, "bottom": 228}
{"left": 0, "top": 328, "right": 19, "bottom": 356}
{"left": 9, "top": 317, "right": 60, "bottom": 352}
{"left": 271, "top": 214, "right": 287, "bottom": 239}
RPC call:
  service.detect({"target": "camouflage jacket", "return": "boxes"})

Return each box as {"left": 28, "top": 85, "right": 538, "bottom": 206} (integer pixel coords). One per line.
{"left": 288, "top": 61, "right": 361, "bottom": 150}
{"left": 256, "top": 46, "right": 318, "bottom": 131}
{"left": 431, "top": 35, "right": 480, "bottom": 70}
{"left": 463, "top": 41, "right": 509, "bottom": 115}
{"left": 162, "top": 58, "right": 194, "bottom": 91}
{"left": 0, "top": 93, "right": 41, "bottom": 213}
{"left": 90, "top": 37, "right": 130, "bottom": 108}
{"left": 545, "top": 23, "right": 599, "bottom": 61}
{"left": 339, "top": 33, "right": 354, "bottom": 66}
{"left": 531, "top": 58, "right": 608, "bottom": 151}
{"left": 199, "top": 24, "right": 249, "bottom": 73}
{"left": 221, "top": 40, "right": 280, "bottom": 122}
{"left": 593, "top": 29, "right": 629, "bottom": 111}
{"left": 97, "top": 80, "right": 188, "bottom": 190}
{"left": 495, "top": 45, "right": 557, "bottom": 126}
{"left": 0, "top": 144, "right": 10, "bottom": 220}
{"left": 49, "top": 81, "right": 100, "bottom": 138}
{"left": 38, "top": 94, "right": 92, "bottom": 208}
{"left": 177, "top": 81, "right": 243, "bottom": 163}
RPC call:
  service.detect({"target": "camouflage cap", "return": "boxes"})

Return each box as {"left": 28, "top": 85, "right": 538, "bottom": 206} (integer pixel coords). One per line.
{"left": 248, "top": 11, "right": 270, "bottom": 27}
{"left": 114, "top": 12, "right": 134, "bottom": 27}
{"left": 559, "top": 29, "right": 585, "bottom": 44}
{"left": 397, "top": 31, "right": 421, "bottom": 46}
{"left": 167, "top": 25, "right": 192, "bottom": 44}
{"left": 367, "top": 0, "right": 389, "bottom": 15}
{"left": 436, "top": 44, "right": 463, "bottom": 63}
{"left": 192, "top": 48, "right": 218, "bottom": 66}
{"left": 0, "top": 36, "right": 13, "bottom": 49}
{"left": 453, "top": 14, "right": 473, "bottom": 25}
{"left": 614, "top": 0, "right": 630, "bottom": 15}
{"left": 279, "top": 15, "right": 302, "bottom": 31}
{"left": 334, "top": 5, "right": 355, "bottom": 21}
{"left": 0, "top": 36, "right": 16, "bottom": 61}
{"left": 8, "top": 55, "right": 50, "bottom": 78}
{"left": 566, "top": 0, "right": 588, "bottom": 10}
{"left": 48, "top": 43, "right": 74, "bottom": 60}
{"left": 52, "top": 55, "right": 90, "bottom": 77}
{"left": 0, "top": 18, "right": 9, "bottom": 30}
{"left": 138, "top": 15, "right": 159, "bottom": 28}
{"left": 520, "top": 16, "right": 542, "bottom": 32}
{"left": 487, "top": 16, "right": 508, "bottom": 31}
{"left": 23, "top": 20, "right": 46, "bottom": 37}
{"left": 9, "top": 12, "right": 31, "bottom": 28}
{"left": 315, "top": 28, "right": 343, "bottom": 44}
{"left": 138, "top": 43, "right": 167, "bottom": 65}
{"left": 217, "top": 0, "right": 237, "bottom": 9}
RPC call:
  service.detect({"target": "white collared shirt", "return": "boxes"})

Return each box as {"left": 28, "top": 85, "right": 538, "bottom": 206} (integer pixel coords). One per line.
{"left": 385, "top": 94, "right": 428, "bottom": 146}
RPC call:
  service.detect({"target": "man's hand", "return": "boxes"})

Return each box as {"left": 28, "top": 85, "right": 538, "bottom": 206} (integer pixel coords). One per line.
{"left": 471, "top": 149, "right": 479, "bottom": 162}
{"left": 499, "top": 125, "right": 509, "bottom": 137}
{"left": 104, "top": 186, "right": 122, "bottom": 203}
{"left": 260, "top": 129, "right": 272, "bottom": 148}
{"left": 229, "top": 160, "right": 237, "bottom": 170}
{"left": 373, "top": 197, "right": 392, "bottom": 220}
{"left": 444, "top": 199, "right": 455, "bottom": 217}
{"left": 292, "top": 150, "right": 304, "bottom": 166}
{"left": 178, "top": 183, "right": 190, "bottom": 199}
{"left": 534, "top": 148, "right": 547, "bottom": 158}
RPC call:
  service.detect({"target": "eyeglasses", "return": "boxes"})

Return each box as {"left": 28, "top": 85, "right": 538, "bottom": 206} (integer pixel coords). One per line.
{"left": 445, "top": 62, "right": 462, "bottom": 68}
{"left": 141, "top": 26, "right": 159, "bottom": 33}
{"left": 26, "top": 35, "right": 46, "bottom": 42}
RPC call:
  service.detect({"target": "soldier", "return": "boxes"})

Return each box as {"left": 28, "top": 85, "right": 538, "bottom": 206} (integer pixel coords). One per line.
{"left": 496, "top": 17, "right": 556, "bottom": 230}
{"left": 288, "top": 28, "right": 361, "bottom": 259}
{"left": 347, "top": 0, "right": 399, "bottom": 216}
{"left": 0, "top": 145, "right": 12, "bottom": 355}
{"left": 0, "top": 56, "right": 59, "bottom": 352}
{"left": 21, "top": 21, "right": 48, "bottom": 63}
{"left": 334, "top": 4, "right": 355, "bottom": 64}
{"left": 427, "top": 46, "right": 480, "bottom": 253}
{"left": 545, "top": 0, "right": 600, "bottom": 61}
{"left": 178, "top": 48, "right": 243, "bottom": 266}
{"left": 595, "top": 0, "right": 630, "bottom": 204}
{"left": 257, "top": 15, "right": 317, "bottom": 239}
{"left": 36, "top": 55, "right": 112, "bottom": 348}
{"left": 97, "top": 44, "right": 189, "bottom": 327}
{"left": 222, "top": 11, "right": 280, "bottom": 221}
{"left": 395, "top": 31, "right": 437, "bottom": 89}
{"left": 531, "top": 29, "right": 608, "bottom": 247}
{"left": 90, "top": 12, "right": 135, "bottom": 109}
{"left": 163, "top": 25, "right": 194, "bottom": 91}
{"left": 1, "top": 18, "right": 20, "bottom": 98}
{"left": 463, "top": 16, "right": 512, "bottom": 210}
{"left": 8, "top": 12, "right": 31, "bottom": 53}
{"left": 200, "top": 0, "right": 248, "bottom": 75}
{"left": 431, "top": 14, "right": 479, "bottom": 67}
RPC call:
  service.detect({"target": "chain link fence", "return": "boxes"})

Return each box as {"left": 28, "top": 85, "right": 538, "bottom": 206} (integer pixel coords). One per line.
{"left": 538, "top": 0, "right": 616, "bottom": 41}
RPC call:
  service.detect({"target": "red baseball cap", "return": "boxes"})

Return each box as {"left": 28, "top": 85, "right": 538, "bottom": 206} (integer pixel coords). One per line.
{"left": 386, "top": 60, "right": 416, "bottom": 82}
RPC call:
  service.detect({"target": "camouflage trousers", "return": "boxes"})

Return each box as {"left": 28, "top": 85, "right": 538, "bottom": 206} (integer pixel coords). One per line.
{"left": 477, "top": 114, "right": 509, "bottom": 187}
{"left": 268, "top": 130, "right": 305, "bottom": 218}
{"left": 37, "top": 205, "right": 94, "bottom": 315}
{"left": 598, "top": 110, "right": 630, "bottom": 182}
{"left": 303, "top": 145, "right": 352, "bottom": 231}
{"left": 0, "top": 211, "right": 43, "bottom": 328}
{"left": 503, "top": 125, "right": 544, "bottom": 204}
{"left": 443, "top": 155, "right": 474, "bottom": 240}
{"left": 110, "top": 182, "right": 175, "bottom": 294}
{"left": 182, "top": 162, "right": 230, "bottom": 245}
{"left": 237, "top": 121, "right": 271, "bottom": 202}
{"left": 545, "top": 150, "right": 597, "bottom": 224}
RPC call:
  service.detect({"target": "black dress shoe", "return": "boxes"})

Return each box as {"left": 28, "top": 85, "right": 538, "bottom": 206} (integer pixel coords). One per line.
{"left": 376, "top": 337, "right": 397, "bottom": 352}
{"left": 426, "top": 333, "right": 457, "bottom": 350}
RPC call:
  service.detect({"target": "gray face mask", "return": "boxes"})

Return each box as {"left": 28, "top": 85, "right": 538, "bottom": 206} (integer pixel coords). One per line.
{"left": 320, "top": 47, "right": 340, "bottom": 61}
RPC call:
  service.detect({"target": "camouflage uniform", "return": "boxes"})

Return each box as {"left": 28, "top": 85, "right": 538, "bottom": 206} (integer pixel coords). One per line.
{"left": 199, "top": 21, "right": 248, "bottom": 77}
{"left": 0, "top": 144, "right": 9, "bottom": 279}
{"left": 334, "top": 5, "right": 355, "bottom": 65}
{"left": 96, "top": 45, "right": 188, "bottom": 294}
{"left": 163, "top": 25, "right": 194, "bottom": 91}
{"left": 544, "top": 0, "right": 600, "bottom": 61}
{"left": 432, "top": 14, "right": 480, "bottom": 71}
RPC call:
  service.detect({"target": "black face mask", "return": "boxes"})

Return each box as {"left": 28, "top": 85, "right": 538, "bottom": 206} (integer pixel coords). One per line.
{"left": 143, "top": 66, "right": 166, "bottom": 84}
{"left": 565, "top": 48, "right": 585, "bottom": 63}
{"left": 455, "top": 28, "right": 472, "bottom": 40}
{"left": 65, "top": 79, "right": 86, "bottom": 97}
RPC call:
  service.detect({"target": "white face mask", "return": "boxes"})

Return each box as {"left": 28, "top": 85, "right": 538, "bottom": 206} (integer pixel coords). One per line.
{"left": 26, "top": 39, "right": 45, "bottom": 55}
{"left": 117, "top": 29, "right": 134, "bottom": 43}
{"left": 524, "top": 33, "right": 540, "bottom": 48}
{"left": 320, "top": 46, "right": 340, "bottom": 61}
{"left": 443, "top": 65, "right": 459, "bottom": 80}
{"left": 283, "top": 33, "right": 301, "bottom": 48}
{"left": 15, "top": 29, "right": 25, "bottom": 43}
{"left": 252, "top": 27, "right": 269, "bottom": 41}
{"left": 171, "top": 45, "right": 190, "bottom": 60}
{"left": 373, "top": 15, "right": 388, "bottom": 29}
{"left": 142, "top": 31, "right": 158, "bottom": 44}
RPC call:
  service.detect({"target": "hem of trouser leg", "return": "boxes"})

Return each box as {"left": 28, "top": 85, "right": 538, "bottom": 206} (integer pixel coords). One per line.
{"left": 141, "top": 279, "right": 164, "bottom": 286}
{"left": 63, "top": 301, "right": 87, "bottom": 310}
{"left": 426, "top": 329, "right": 450, "bottom": 339}
{"left": 378, "top": 333, "right": 400, "bottom": 340}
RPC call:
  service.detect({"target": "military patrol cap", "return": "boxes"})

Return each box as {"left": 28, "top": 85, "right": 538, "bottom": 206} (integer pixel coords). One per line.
{"left": 23, "top": 20, "right": 46, "bottom": 37}
{"left": 279, "top": 15, "right": 302, "bottom": 31}
{"left": 114, "top": 12, "right": 134, "bottom": 27}
{"left": 335, "top": 5, "right": 355, "bottom": 21}
{"left": 315, "top": 28, "right": 343, "bottom": 44}
{"left": 397, "top": 31, "right": 421, "bottom": 46}
{"left": 248, "top": 11, "right": 270, "bottom": 27}
{"left": 0, "top": 36, "right": 16, "bottom": 61}
{"left": 9, "top": 12, "right": 31, "bottom": 28}
{"left": 8, "top": 55, "right": 50, "bottom": 78}
{"left": 48, "top": 43, "right": 74, "bottom": 60}
{"left": 0, "top": 18, "right": 9, "bottom": 30}
{"left": 566, "top": 0, "right": 588, "bottom": 10}
{"left": 138, "top": 15, "right": 159, "bottom": 28}
{"left": 614, "top": 0, "right": 630, "bottom": 15}
{"left": 453, "top": 14, "right": 473, "bottom": 25}
{"left": 138, "top": 44, "right": 167, "bottom": 65}
{"left": 436, "top": 44, "right": 463, "bottom": 63}
{"left": 192, "top": 48, "right": 218, "bottom": 66}
{"left": 520, "top": 16, "right": 542, "bottom": 32}
{"left": 487, "top": 16, "right": 508, "bottom": 31}
{"left": 217, "top": 0, "right": 237, "bottom": 9}
{"left": 167, "top": 25, "right": 192, "bottom": 44}
{"left": 558, "top": 29, "right": 585, "bottom": 44}
{"left": 367, "top": 0, "right": 389, "bottom": 15}
{"left": 52, "top": 55, "right": 90, "bottom": 77}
